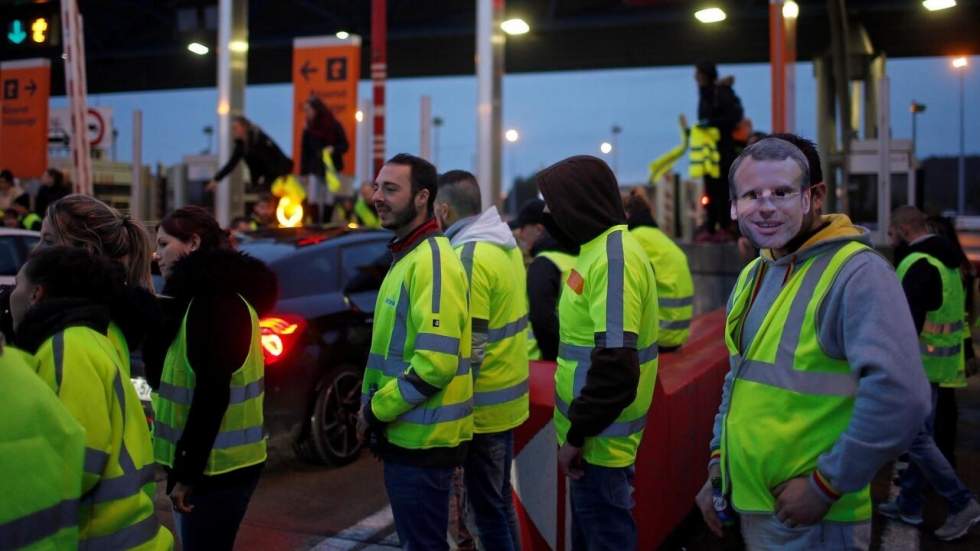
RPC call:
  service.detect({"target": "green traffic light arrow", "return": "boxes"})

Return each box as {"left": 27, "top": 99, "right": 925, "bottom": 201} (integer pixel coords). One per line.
{"left": 8, "top": 20, "right": 27, "bottom": 45}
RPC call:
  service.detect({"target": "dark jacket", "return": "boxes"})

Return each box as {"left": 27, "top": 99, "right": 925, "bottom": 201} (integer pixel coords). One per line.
{"left": 14, "top": 298, "right": 111, "bottom": 354}
{"left": 145, "top": 248, "right": 278, "bottom": 489}
{"left": 213, "top": 129, "right": 293, "bottom": 189}
{"left": 35, "top": 185, "right": 71, "bottom": 219}
{"left": 300, "top": 119, "right": 349, "bottom": 175}
{"left": 527, "top": 232, "right": 578, "bottom": 361}
{"left": 535, "top": 155, "right": 642, "bottom": 448}
{"left": 895, "top": 234, "right": 974, "bottom": 361}
{"left": 698, "top": 81, "right": 743, "bottom": 160}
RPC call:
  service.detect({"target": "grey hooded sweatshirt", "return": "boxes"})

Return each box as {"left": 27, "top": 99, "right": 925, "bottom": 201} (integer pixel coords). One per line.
{"left": 709, "top": 214, "right": 931, "bottom": 505}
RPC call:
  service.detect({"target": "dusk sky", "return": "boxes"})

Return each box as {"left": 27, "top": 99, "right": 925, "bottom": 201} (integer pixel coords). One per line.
{"left": 53, "top": 55, "right": 979, "bottom": 188}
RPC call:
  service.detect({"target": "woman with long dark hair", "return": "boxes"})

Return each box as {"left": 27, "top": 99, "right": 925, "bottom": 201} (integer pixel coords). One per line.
{"left": 300, "top": 95, "right": 349, "bottom": 222}
{"left": 147, "top": 206, "right": 277, "bottom": 550}
{"left": 207, "top": 116, "right": 293, "bottom": 193}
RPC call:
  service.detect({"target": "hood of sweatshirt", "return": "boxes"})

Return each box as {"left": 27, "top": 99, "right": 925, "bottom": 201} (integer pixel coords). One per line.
{"left": 535, "top": 155, "right": 626, "bottom": 246}
{"left": 895, "top": 234, "right": 964, "bottom": 270}
{"left": 447, "top": 206, "right": 517, "bottom": 248}
{"left": 760, "top": 214, "right": 872, "bottom": 266}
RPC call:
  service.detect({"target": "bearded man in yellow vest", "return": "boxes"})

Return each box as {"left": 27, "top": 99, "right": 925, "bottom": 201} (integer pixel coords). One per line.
{"left": 695, "top": 135, "right": 931, "bottom": 550}
{"left": 538, "top": 155, "right": 660, "bottom": 550}
{"left": 878, "top": 206, "right": 980, "bottom": 541}
{"left": 356, "top": 154, "right": 473, "bottom": 551}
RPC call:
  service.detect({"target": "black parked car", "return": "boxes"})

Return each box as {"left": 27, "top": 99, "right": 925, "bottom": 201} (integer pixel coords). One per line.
{"left": 238, "top": 225, "right": 392, "bottom": 465}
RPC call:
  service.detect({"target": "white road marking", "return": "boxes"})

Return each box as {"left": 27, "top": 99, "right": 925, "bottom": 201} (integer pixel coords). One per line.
{"left": 310, "top": 506, "right": 398, "bottom": 550}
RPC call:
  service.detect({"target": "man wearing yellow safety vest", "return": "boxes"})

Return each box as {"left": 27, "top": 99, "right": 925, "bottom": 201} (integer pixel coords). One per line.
{"left": 0, "top": 343, "right": 86, "bottom": 550}
{"left": 624, "top": 192, "right": 695, "bottom": 350}
{"left": 512, "top": 198, "right": 579, "bottom": 361}
{"left": 356, "top": 154, "right": 473, "bottom": 551}
{"left": 536, "top": 155, "right": 659, "bottom": 550}
{"left": 10, "top": 246, "right": 173, "bottom": 550}
{"left": 696, "top": 135, "right": 930, "bottom": 549}
{"left": 878, "top": 206, "right": 980, "bottom": 540}
{"left": 435, "top": 170, "right": 529, "bottom": 550}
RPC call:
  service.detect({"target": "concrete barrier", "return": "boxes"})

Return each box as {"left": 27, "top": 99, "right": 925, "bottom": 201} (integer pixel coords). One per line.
{"left": 512, "top": 309, "right": 729, "bottom": 550}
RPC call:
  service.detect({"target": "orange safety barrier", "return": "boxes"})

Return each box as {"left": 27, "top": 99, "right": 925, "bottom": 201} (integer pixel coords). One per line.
{"left": 512, "top": 309, "right": 729, "bottom": 550}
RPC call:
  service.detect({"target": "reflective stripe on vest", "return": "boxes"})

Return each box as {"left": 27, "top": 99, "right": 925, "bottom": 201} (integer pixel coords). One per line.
{"left": 722, "top": 241, "right": 872, "bottom": 523}
{"left": 78, "top": 514, "right": 162, "bottom": 551}
{"left": 0, "top": 498, "right": 79, "bottom": 549}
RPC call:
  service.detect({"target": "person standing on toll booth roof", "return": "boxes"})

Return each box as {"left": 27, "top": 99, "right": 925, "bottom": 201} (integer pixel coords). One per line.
{"left": 207, "top": 115, "right": 293, "bottom": 195}
{"left": 624, "top": 192, "right": 694, "bottom": 351}
{"left": 878, "top": 206, "right": 980, "bottom": 541}
{"left": 512, "top": 198, "right": 579, "bottom": 362}
{"left": 435, "top": 170, "right": 529, "bottom": 551}
{"left": 692, "top": 62, "right": 743, "bottom": 242}
{"left": 300, "top": 95, "right": 349, "bottom": 223}
{"left": 696, "top": 135, "right": 931, "bottom": 549}
{"left": 356, "top": 154, "right": 473, "bottom": 551}
{"left": 148, "top": 206, "right": 278, "bottom": 551}
{"left": 536, "top": 155, "right": 659, "bottom": 550}
{"left": 10, "top": 246, "right": 174, "bottom": 550}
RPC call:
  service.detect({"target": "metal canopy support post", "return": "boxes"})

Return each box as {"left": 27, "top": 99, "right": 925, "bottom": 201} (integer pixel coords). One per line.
{"left": 371, "top": 0, "right": 387, "bottom": 180}
{"left": 815, "top": 56, "right": 839, "bottom": 212}
{"left": 476, "top": 0, "right": 503, "bottom": 210}
{"left": 876, "top": 75, "right": 891, "bottom": 242}
{"left": 131, "top": 110, "right": 142, "bottom": 219}
{"left": 60, "top": 0, "right": 92, "bottom": 195}
{"left": 769, "top": 0, "right": 786, "bottom": 134}
{"left": 216, "top": 0, "right": 247, "bottom": 227}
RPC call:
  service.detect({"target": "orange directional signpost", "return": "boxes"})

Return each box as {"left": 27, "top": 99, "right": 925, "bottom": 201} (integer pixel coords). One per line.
{"left": 292, "top": 35, "right": 361, "bottom": 181}
{"left": 0, "top": 58, "right": 50, "bottom": 178}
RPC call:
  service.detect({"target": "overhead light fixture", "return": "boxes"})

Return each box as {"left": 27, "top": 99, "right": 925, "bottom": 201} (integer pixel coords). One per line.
{"left": 187, "top": 42, "right": 209, "bottom": 55}
{"left": 922, "top": 0, "right": 957, "bottom": 11}
{"left": 229, "top": 40, "right": 248, "bottom": 53}
{"left": 500, "top": 18, "right": 530, "bottom": 35}
{"left": 336, "top": 31, "right": 350, "bottom": 40}
{"left": 952, "top": 56, "right": 968, "bottom": 69}
{"left": 694, "top": 7, "right": 727, "bottom": 24}
{"left": 783, "top": 1, "right": 799, "bottom": 19}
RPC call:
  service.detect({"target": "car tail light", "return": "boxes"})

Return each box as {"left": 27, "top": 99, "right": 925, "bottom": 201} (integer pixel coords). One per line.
{"left": 259, "top": 314, "right": 307, "bottom": 365}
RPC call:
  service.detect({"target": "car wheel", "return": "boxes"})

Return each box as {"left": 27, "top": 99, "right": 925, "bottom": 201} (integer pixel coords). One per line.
{"left": 306, "top": 366, "right": 364, "bottom": 465}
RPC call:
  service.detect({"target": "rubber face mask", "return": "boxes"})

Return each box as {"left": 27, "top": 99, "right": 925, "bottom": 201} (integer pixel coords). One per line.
{"left": 731, "top": 158, "right": 811, "bottom": 252}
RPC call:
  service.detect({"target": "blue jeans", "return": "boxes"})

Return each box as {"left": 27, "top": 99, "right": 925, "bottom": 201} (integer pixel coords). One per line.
{"left": 464, "top": 431, "right": 521, "bottom": 551}
{"left": 897, "top": 384, "right": 974, "bottom": 515}
{"left": 383, "top": 461, "right": 454, "bottom": 551}
{"left": 172, "top": 466, "right": 262, "bottom": 551}
{"left": 570, "top": 464, "right": 636, "bottom": 551}
{"left": 740, "top": 514, "right": 870, "bottom": 550}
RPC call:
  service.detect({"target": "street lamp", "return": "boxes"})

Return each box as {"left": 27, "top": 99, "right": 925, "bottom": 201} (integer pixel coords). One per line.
{"left": 610, "top": 124, "right": 622, "bottom": 177}
{"left": 923, "top": 0, "right": 957, "bottom": 11}
{"left": 505, "top": 129, "right": 519, "bottom": 143}
{"left": 600, "top": 142, "right": 613, "bottom": 155}
{"left": 910, "top": 101, "right": 926, "bottom": 158}
{"left": 952, "top": 56, "right": 969, "bottom": 214}
{"left": 694, "top": 7, "right": 727, "bottom": 24}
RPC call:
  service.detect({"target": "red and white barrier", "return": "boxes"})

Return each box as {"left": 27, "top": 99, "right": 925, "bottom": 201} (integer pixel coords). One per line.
{"left": 512, "top": 309, "right": 729, "bottom": 550}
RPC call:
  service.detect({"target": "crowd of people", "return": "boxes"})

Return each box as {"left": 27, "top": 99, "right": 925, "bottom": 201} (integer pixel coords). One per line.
{"left": 2, "top": 127, "right": 978, "bottom": 551}
{"left": 0, "top": 168, "right": 72, "bottom": 230}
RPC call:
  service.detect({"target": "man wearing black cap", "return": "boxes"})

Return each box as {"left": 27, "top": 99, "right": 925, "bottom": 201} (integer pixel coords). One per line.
{"left": 537, "top": 155, "right": 659, "bottom": 550}
{"left": 513, "top": 199, "right": 579, "bottom": 361}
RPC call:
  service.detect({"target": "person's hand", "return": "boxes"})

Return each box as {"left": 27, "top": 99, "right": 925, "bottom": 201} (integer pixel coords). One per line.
{"left": 695, "top": 464, "right": 723, "bottom": 537}
{"left": 356, "top": 405, "right": 369, "bottom": 443}
{"left": 170, "top": 482, "right": 194, "bottom": 514}
{"left": 558, "top": 443, "right": 584, "bottom": 480}
{"left": 772, "top": 476, "right": 830, "bottom": 527}
{"left": 205, "top": 180, "right": 218, "bottom": 193}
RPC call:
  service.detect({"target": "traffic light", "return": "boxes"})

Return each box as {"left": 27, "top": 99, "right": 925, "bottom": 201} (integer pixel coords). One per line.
{"left": 1, "top": 5, "right": 59, "bottom": 53}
